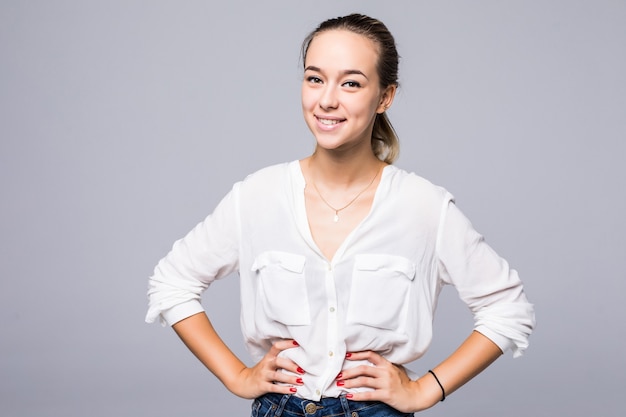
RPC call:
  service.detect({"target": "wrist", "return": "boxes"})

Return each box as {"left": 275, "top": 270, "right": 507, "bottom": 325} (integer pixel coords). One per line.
{"left": 413, "top": 373, "right": 444, "bottom": 410}
{"left": 223, "top": 366, "right": 254, "bottom": 399}
{"left": 427, "top": 369, "right": 446, "bottom": 402}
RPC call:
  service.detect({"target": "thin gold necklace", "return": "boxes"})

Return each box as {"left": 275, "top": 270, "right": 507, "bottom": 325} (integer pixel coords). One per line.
{"left": 312, "top": 165, "right": 382, "bottom": 223}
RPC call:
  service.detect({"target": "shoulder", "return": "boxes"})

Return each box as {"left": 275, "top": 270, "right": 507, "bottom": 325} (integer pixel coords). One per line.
{"left": 241, "top": 161, "right": 292, "bottom": 182}
{"left": 383, "top": 165, "right": 453, "bottom": 206}
{"left": 236, "top": 161, "right": 293, "bottom": 187}
{"left": 233, "top": 161, "right": 298, "bottom": 199}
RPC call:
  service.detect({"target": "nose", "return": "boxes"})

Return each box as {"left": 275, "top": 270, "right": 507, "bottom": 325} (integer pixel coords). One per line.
{"left": 319, "top": 85, "right": 338, "bottom": 110}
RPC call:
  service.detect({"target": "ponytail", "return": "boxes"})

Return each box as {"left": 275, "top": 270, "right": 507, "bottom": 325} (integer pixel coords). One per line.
{"left": 372, "top": 112, "right": 399, "bottom": 164}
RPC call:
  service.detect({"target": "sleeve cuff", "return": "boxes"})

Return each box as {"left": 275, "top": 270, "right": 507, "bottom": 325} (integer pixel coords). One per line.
{"left": 474, "top": 325, "right": 514, "bottom": 354}
{"left": 161, "top": 300, "right": 205, "bottom": 326}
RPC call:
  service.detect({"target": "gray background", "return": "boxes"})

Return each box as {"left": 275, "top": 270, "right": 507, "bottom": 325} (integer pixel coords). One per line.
{"left": 1, "top": 1, "right": 624, "bottom": 416}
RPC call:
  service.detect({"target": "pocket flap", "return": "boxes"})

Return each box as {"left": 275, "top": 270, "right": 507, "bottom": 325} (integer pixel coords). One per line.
{"left": 355, "top": 254, "right": 416, "bottom": 280}
{"left": 251, "top": 251, "right": 306, "bottom": 274}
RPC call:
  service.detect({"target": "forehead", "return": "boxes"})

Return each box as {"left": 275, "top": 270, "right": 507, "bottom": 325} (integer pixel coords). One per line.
{"left": 305, "top": 29, "right": 379, "bottom": 71}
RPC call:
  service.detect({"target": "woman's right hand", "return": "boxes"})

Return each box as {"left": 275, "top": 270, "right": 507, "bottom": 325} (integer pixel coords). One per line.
{"left": 172, "top": 314, "right": 304, "bottom": 399}
{"left": 228, "top": 339, "right": 305, "bottom": 399}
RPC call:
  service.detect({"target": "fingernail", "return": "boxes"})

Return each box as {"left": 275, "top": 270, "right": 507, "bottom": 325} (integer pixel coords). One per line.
{"left": 346, "top": 393, "right": 353, "bottom": 399}
{"left": 345, "top": 353, "right": 352, "bottom": 358}
{"left": 292, "top": 341, "right": 299, "bottom": 346}
{"left": 296, "top": 378, "right": 303, "bottom": 384}
{"left": 335, "top": 373, "right": 343, "bottom": 380}
{"left": 336, "top": 380, "right": 345, "bottom": 386}
{"left": 289, "top": 387, "right": 297, "bottom": 393}
{"left": 297, "top": 367, "right": 305, "bottom": 374}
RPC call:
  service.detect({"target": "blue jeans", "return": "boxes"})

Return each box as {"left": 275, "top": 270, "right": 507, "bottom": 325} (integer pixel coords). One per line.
{"left": 251, "top": 393, "right": 414, "bottom": 417}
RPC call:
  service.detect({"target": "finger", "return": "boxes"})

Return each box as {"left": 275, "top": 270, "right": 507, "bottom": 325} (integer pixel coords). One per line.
{"left": 337, "top": 375, "right": 383, "bottom": 390}
{"left": 344, "top": 390, "right": 381, "bottom": 403}
{"left": 262, "top": 367, "right": 304, "bottom": 396}
{"left": 345, "top": 350, "right": 387, "bottom": 366}
{"left": 268, "top": 368, "right": 304, "bottom": 386}
{"left": 267, "top": 382, "right": 301, "bottom": 395}
{"left": 268, "top": 339, "right": 300, "bottom": 356}
{"left": 337, "top": 364, "right": 382, "bottom": 381}
{"left": 275, "top": 356, "right": 306, "bottom": 376}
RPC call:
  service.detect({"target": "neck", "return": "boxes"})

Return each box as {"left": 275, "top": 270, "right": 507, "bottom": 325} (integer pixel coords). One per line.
{"left": 307, "top": 147, "right": 384, "bottom": 187}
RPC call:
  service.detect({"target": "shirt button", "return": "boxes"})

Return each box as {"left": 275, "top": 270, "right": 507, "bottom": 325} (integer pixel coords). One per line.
{"left": 315, "top": 389, "right": 321, "bottom": 396}
{"left": 329, "top": 351, "right": 334, "bottom": 357}
{"left": 329, "top": 307, "right": 335, "bottom": 313}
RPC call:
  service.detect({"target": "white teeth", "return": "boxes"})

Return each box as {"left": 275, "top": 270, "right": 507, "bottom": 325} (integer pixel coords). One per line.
{"left": 318, "top": 118, "right": 341, "bottom": 125}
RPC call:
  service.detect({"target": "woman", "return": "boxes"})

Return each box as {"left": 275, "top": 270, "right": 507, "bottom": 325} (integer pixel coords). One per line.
{"left": 146, "top": 13, "right": 535, "bottom": 416}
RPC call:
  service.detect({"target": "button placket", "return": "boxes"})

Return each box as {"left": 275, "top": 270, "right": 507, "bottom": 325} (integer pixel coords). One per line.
{"left": 325, "top": 265, "right": 338, "bottom": 363}
{"left": 320, "top": 261, "right": 342, "bottom": 397}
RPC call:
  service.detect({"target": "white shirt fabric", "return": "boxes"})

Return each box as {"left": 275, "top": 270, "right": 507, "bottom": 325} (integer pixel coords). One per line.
{"left": 146, "top": 161, "right": 535, "bottom": 401}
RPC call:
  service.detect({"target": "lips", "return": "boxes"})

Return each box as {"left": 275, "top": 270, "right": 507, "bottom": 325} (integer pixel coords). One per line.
{"left": 315, "top": 115, "right": 346, "bottom": 127}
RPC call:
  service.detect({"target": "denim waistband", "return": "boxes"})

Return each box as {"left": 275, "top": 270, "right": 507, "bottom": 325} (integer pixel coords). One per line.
{"left": 251, "top": 393, "right": 414, "bottom": 417}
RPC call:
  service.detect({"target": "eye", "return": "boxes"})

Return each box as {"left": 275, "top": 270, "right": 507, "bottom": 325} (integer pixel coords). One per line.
{"left": 306, "top": 76, "right": 323, "bottom": 84}
{"left": 342, "top": 80, "right": 361, "bottom": 88}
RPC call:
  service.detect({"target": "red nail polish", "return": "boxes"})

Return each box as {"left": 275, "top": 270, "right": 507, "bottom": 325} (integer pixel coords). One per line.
{"left": 292, "top": 340, "right": 299, "bottom": 346}
{"left": 336, "top": 380, "right": 345, "bottom": 386}
{"left": 289, "top": 387, "right": 297, "bottom": 393}
{"left": 346, "top": 393, "right": 353, "bottom": 399}
{"left": 345, "top": 353, "right": 352, "bottom": 358}
{"left": 296, "top": 378, "right": 303, "bottom": 384}
{"left": 297, "top": 367, "right": 305, "bottom": 374}
{"left": 336, "top": 373, "right": 343, "bottom": 380}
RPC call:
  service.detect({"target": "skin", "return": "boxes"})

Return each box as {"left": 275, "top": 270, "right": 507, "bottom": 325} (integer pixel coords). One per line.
{"left": 172, "top": 28, "right": 503, "bottom": 413}
{"left": 173, "top": 312, "right": 304, "bottom": 398}
{"left": 300, "top": 29, "right": 395, "bottom": 261}
{"left": 300, "top": 30, "right": 394, "bottom": 161}
{"left": 338, "top": 331, "right": 502, "bottom": 412}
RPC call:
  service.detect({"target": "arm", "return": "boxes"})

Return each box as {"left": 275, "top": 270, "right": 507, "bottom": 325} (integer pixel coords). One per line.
{"left": 339, "top": 198, "right": 533, "bottom": 412}
{"left": 424, "top": 330, "right": 502, "bottom": 401}
{"left": 149, "top": 182, "right": 306, "bottom": 397}
{"left": 339, "top": 330, "right": 502, "bottom": 412}
{"left": 172, "top": 311, "right": 304, "bottom": 399}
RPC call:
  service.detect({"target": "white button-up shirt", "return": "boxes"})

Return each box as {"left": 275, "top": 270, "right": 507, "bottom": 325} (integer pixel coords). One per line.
{"left": 146, "top": 161, "right": 535, "bottom": 401}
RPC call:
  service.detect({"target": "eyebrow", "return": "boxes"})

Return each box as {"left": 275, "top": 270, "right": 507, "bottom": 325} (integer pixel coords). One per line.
{"left": 304, "top": 65, "right": 369, "bottom": 80}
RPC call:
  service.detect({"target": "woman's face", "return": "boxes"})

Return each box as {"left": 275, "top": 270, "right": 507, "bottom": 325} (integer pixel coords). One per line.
{"left": 301, "top": 30, "right": 394, "bottom": 154}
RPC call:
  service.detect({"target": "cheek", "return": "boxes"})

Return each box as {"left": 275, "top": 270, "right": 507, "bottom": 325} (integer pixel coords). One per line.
{"left": 369, "top": 94, "right": 385, "bottom": 115}
{"left": 301, "top": 88, "right": 316, "bottom": 111}
{"left": 348, "top": 96, "right": 378, "bottom": 118}
{"left": 300, "top": 83, "right": 313, "bottom": 109}
{"left": 300, "top": 92, "right": 316, "bottom": 127}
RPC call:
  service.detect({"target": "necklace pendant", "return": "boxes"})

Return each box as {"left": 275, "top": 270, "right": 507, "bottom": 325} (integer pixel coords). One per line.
{"left": 333, "top": 213, "right": 339, "bottom": 223}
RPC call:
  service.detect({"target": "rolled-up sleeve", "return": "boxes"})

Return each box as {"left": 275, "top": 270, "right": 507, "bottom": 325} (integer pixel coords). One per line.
{"left": 436, "top": 197, "right": 535, "bottom": 357}
{"left": 145, "top": 184, "right": 241, "bottom": 326}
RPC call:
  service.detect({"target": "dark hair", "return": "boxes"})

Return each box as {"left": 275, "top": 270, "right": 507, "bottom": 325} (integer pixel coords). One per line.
{"left": 301, "top": 13, "right": 400, "bottom": 163}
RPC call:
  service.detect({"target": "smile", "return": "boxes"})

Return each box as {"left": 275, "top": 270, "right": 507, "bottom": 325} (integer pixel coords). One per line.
{"left": 316, "top": 116, "right": 345, "bottom": 126}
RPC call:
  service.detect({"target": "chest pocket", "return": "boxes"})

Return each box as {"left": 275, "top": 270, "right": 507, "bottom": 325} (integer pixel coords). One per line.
{"left": 347, "top": 254, "right": 416, "bottom": 331}
{"left": 251, "top": 251, "right": 311, "bottom": 326}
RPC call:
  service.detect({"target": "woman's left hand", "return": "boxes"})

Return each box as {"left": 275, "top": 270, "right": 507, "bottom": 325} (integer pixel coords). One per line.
{"left": 336, "top": 351, "right": 438, "bottom": 413}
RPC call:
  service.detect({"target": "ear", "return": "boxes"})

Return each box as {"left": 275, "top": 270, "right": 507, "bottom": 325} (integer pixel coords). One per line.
{"left": 376, "top": 84, "right": 397, "bottom": 114}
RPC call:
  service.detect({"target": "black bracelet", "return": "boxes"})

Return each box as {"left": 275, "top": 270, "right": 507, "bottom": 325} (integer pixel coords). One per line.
{"left": 428, "top": 369, "right": 446, "bottom": 402}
